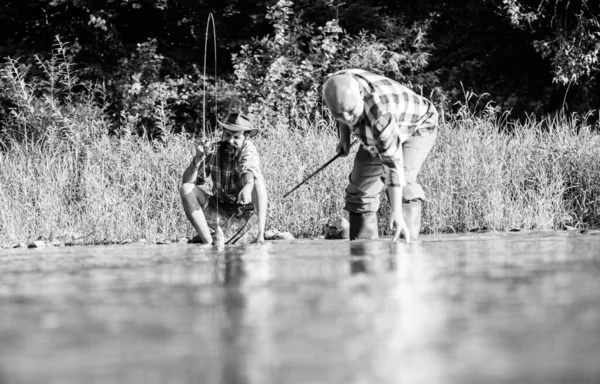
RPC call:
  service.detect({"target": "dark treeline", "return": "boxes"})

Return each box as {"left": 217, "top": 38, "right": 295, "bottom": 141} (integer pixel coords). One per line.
{"left": 1, "top": 0, "right": 599, "bottom": 137}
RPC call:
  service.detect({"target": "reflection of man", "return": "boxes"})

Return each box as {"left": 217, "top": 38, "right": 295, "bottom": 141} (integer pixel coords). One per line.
{"left": 349, "top": 242, "right": 397, "bottom": 274}
{"left": 322, "top": 69, "right": 438, "bottom": 242}
{"left": 179, "top": 113, "right": 268, "bottom": 244}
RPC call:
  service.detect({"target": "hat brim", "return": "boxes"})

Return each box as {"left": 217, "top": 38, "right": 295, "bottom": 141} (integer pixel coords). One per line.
{"left": 218, "top": 121, "right": 258, "bottom": 138}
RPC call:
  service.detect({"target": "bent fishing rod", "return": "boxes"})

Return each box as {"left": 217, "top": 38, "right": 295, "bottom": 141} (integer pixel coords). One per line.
{"left": 283, "top": 140, "right": 357, "bottom": 198}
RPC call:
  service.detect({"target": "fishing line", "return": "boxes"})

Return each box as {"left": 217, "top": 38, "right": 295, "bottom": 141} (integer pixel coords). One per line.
{"left": 202, "top": 12, "right": 223, "bottom": 236}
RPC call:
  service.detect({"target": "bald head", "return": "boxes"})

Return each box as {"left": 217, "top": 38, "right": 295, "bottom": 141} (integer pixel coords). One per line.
{"left": 322, "top": 74, "right": 364, "bottom": 126}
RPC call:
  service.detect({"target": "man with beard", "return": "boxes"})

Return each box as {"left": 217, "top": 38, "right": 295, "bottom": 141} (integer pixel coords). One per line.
{"left": 180, "top": 113, "right": 267, "bottom": 244}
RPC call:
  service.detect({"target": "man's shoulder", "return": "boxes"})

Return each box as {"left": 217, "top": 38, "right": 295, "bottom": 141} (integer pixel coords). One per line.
{"left": 241, "top": 139, "right": 259, "bottom": 153}
{"left": 239, "top": 139, "right": 262, "bottom": 163}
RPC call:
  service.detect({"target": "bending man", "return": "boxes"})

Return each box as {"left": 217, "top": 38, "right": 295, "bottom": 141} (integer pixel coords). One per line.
{"left": 180, "top": 113, "right": 268, "bottom": 244}
{"left": 322, "top": 69, "right": 438, "bottom": 242}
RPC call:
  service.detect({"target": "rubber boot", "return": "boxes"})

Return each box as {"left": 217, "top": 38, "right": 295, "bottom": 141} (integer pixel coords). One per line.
{"left": 349, "top": 212, "right": 379, "bottom": 240}
{"left": 402, "top": 199, "right": 422, "bottom": 240}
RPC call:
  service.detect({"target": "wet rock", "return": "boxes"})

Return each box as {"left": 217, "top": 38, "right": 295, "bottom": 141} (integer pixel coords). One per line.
{"left": 264, "top": 229, "right": 294, "bottom": 240}
{"left": 273, "top": 232, "right": 294, "bottom": 240}
{"left": 50, "top": 240, "right": 64, "bottom": 247}
{"left": 187, "top": 236, "right": 204, "bottom": 244}
{"left": 156, "top": 240, "right": 171, "bottom": 245}
{"left": 325, "top": 217, "right": 350, "bottom": 239}
{"left": 120, "top": 239, "right": 133, "bottom": 245}
{"left": 469, "top": 226, "right": 489, "bottom": 233}
{"left": 580, "top": 229, "right": 600, "bottom": 235}
{"left": 509, "top": 228, "right": 521, "bottom": 232}
{"left": 28, "top": 241, "right": 46, "bottom": 249}
{"left": 12, "top": 243, "right": 27, "bottom": 249}
{"left": 563, "top": 225, "right": 578, "bottom": 231}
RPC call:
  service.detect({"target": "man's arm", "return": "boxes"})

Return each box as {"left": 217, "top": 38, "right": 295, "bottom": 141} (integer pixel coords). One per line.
{"left": 373, "top": 113, "right": 406, "bottom": 188}
{"left": 182, "top": 144, "right": 208, "bottom": 184}
{"left": 373, "top": 113, "right": 410, "bottom": 242}
{"left": 252, "top": 173, "right": 267, "bottom": 242}
{"left": 182, "top": 156, "right": 202, "bottom": 184}
{"left": 237, "top": 140, "right": 267, "bottom": 242}
{"left": 336, "top": 122, "right": 352, "bottom": 156}
{"left": 239, "top": 171, "right": 267, "bottom": 242}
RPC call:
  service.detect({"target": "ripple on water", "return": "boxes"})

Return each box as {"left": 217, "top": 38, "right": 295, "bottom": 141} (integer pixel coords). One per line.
{"left": 0, "top": 233, "right": 599, "bottom": 384}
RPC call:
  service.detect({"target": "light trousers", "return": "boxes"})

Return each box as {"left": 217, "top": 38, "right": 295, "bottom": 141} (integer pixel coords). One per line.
{"left": 344, "top": 128, "right": 437, "bottom": 213}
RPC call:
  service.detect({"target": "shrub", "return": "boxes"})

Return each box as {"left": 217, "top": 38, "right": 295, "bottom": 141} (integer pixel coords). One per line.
{"left": 232, "top": 0, "right": 439, "bottom": 129}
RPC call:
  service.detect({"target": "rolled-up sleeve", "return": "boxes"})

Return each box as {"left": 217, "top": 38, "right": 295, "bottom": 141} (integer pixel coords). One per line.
{"left": 374, "top": 113, "right": 406, "bottom": 188}
{"left": 238, "top": 141, "right": 261, "bottom": 178}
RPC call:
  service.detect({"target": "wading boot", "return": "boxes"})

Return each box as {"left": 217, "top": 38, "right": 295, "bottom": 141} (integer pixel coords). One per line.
{"left": 349, "top": 212, "right": 379, "bottom": 240}
{"left": 402, "top": 199, "right": 423, "bottom": 240}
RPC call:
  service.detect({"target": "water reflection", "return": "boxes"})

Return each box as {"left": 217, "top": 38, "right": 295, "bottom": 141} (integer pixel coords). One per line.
{"left": 1, "top": 233, "right": 600, "bottom": 383}
{"left": 223, "top": 253, "right": 245, "bottom": 285}
{"left": 349, "top": 241, "right": 399, "bottom": 275}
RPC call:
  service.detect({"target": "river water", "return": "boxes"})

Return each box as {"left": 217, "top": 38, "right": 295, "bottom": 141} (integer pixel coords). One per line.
{"left": 1, "top": 232, "right": 599, "bottom": 384}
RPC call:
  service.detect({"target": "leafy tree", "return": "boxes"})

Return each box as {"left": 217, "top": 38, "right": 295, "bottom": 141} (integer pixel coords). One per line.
{"left": 232, "top": 0, "right": 438, "bottom": 126}
{"left": 497, "top": 0, "right": 600, "bottom": 113}
{"left": 502, "top": 0, "right": 600, "bottom": 85}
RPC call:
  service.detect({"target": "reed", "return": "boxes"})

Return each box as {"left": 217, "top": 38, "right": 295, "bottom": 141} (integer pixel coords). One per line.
{"left": 1, "top": 111, "right": 600, "bottom": 246}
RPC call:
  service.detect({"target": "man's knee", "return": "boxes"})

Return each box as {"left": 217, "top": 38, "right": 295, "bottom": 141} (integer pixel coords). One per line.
{"left": 403, "top": 183, "right": 425, "bottom": 202}
{"left": 180, "top": 182, "right": 197, "bottom": 199}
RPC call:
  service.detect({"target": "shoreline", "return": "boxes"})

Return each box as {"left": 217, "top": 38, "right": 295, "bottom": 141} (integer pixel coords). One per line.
{"left": 3, "top": 227, "right": 600, "bottom": 251}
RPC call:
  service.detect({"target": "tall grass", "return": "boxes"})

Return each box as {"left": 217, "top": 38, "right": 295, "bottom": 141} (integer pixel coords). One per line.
{"left": 2, "top": 47, "right": 600, "bottom": 246}
{"left": 1, "top": 110, "right": 600, "bottom": 246}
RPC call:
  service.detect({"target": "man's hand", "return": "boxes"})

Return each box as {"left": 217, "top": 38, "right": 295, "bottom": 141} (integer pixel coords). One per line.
{"left": 336, "top": 136, "right": 351, "bottom": 157}
{"left": 237, "top": 184, "right": 253, "bottom": 205}
{"left": 193, "top": 139, "right": 211, "bottom": 160}
{"left": 390, "top": 209, "right": 410, "bottom": 243}
{"left": 336, "top": 123, "right": 351, "bottom": 157}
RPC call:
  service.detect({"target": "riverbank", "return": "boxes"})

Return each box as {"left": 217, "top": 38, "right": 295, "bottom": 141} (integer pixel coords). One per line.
{"left": 1, "top": 113, "right": 600, "bottom": 247}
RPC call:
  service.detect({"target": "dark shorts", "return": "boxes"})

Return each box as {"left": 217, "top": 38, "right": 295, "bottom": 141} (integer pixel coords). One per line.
{"left": 202, "top": 196, "right": 258, "bottom": 245}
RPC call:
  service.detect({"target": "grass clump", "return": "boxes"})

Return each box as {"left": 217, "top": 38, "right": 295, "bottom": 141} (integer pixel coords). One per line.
{"left": 2, "top": 110, "right": 600, "bottom": 247}
{"left": 2, "top": 45, "right": 600, "bottom": 246}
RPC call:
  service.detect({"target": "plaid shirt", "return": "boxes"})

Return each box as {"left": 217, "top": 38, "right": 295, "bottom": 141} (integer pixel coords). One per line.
{"left": 197, "top": 140, "right": 261, "bottom": 204}
{"left": 332, "top": 69, "right": 439, "bottom": 188}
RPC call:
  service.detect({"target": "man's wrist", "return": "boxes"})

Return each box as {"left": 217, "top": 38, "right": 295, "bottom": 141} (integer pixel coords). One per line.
{"left": 192, "top": 156, "right": 203, "bottom": 168}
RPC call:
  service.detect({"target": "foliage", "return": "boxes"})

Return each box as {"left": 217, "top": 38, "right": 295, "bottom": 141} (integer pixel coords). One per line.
{"left": 3, "top": 109, "right": 600, "bottom": 246}
{"left": 232, "top": 0, "right": 438, "bottom": 127}
{"left": 108, "top": 38, "right": 241, "bottom": 138}
{"left": 1, "top": 0, "right": 599, "bottom": 130}
{"left": 502, "top": 0, "right": 600, "bottom": 85}
{"left": 0, "top": 37, "right": 109, "bottom": 148}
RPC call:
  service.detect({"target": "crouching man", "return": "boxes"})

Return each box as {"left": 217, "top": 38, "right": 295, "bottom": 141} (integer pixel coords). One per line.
{"left": 180, "top": 113, "right": 268, "bottom": 244}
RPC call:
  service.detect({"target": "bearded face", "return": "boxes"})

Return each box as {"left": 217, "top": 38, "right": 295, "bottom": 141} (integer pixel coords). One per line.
{"left": 220, "top": 128, "right": 246, "bottom": 163}
{"left": 220, "top": 140, "right": 240, "bottom": 162}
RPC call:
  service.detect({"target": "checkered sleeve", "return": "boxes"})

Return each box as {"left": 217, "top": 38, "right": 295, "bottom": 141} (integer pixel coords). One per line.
{"left": 238, "top": 140, "right": 261, "bottom": 178}
{"left": 373, "top": 113, "right": 406, "bottom": 188}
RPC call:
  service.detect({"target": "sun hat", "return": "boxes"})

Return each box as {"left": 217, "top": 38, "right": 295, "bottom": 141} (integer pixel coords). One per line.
{"left": 218, "top": 113, "right": 258, "bottom": 138}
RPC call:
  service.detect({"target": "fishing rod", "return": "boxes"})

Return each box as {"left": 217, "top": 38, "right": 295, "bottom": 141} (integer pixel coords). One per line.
{"left": 201, "top": 13, "right": 227, "bottom": 247}
{"left": 199, "top": 13, "right": 217, "bottom": 181}
{"left": 283, "top": 140, "right": 357, "bottom": 198}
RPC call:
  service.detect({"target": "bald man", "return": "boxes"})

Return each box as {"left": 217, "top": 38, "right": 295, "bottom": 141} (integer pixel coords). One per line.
{"left": 322, "top": 69, "right": 438, "bottom": 242}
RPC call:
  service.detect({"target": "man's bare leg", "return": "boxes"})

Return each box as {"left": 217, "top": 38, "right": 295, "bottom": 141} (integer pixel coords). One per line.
{"left": 180, "top": 182, "right": 213, "bottom": 244}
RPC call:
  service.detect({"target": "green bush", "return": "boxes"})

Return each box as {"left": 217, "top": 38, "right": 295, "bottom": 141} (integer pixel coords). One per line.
{"left": 232, "top": 0, "right": 439, "bottom": 128}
